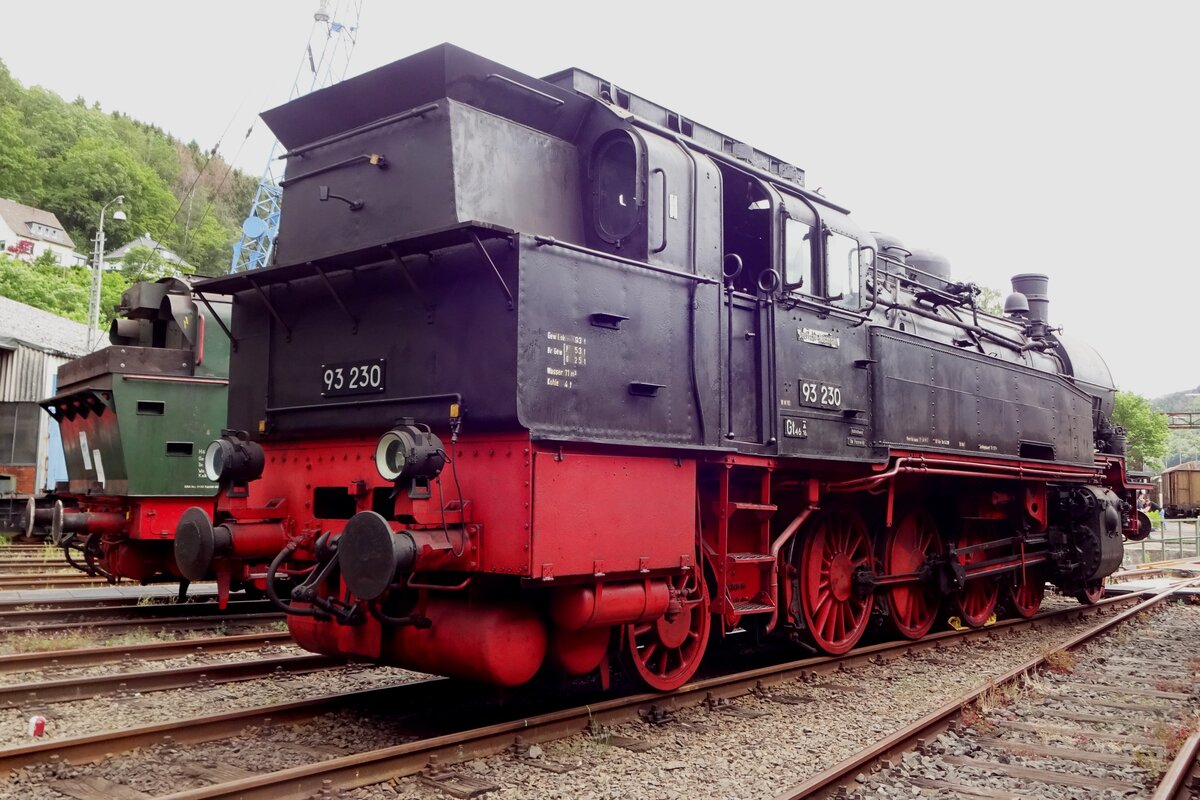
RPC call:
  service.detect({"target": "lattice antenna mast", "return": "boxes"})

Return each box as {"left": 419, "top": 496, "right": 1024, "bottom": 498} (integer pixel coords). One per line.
{"left": 230, "top": 0, "right": 362, "bottom": 273}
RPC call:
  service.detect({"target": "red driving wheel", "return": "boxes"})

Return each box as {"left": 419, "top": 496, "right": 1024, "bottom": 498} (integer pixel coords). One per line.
{"left": 1007, "top": 567, "right": 1045, "bottom": 619}
{"left": 884, "top": 510, "right": 943, "bottom": 640}
{"left": 953, "top": 529, "right": 999, "bottom": 627}
{"left": 621, "top": 566, "right": 711, "bottom": 691}
{"left": 798, "top": 509, "right": 874, "bottom": 654}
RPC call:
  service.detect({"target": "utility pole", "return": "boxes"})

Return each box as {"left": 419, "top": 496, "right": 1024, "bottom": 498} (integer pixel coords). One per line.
{"left": 88, "top": 196, "right": 126, "bottom": 350}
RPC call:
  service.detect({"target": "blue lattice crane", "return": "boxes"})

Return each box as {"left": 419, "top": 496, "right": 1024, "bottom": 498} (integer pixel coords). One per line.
{"left": 230, "top": 0, "right": 362, "bottom": 273}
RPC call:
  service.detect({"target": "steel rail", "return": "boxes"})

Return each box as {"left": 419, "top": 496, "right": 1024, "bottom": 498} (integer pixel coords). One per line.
{"left": 1150, "top": 731, "right": 1200, "bottom": 800}
{"left": 145, "top": 596, "right": 1142, "bottom": 800}
{"left": 0, "top": 611, "right": 282, "bottom": 637}
{"left": 0, "top": 598, "right": 275, "bottom": 627}
{"left": 0, "top": 680, "right": 451, "bottom": 773}
{"left": 0, "top": 631, "right": 292, "bottom": 673}
{"left": 0, "top": 573, "right": 118, "bottom": 589}
{"left": 772, "top": 575, "right": 1200, "bottom": 800}
{"left": 0, "top": 653, "right": 343, "bottom": 706}
{"left": 0, "top": 594, "right": 220, "bottom": 614}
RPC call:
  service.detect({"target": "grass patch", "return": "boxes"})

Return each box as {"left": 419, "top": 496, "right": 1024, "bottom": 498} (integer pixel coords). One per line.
{"left": 0, "top": 630, "right": 93, "bottom": 654}
{"left": 1043, "top": 649, "right": 1079, "bottom": 674}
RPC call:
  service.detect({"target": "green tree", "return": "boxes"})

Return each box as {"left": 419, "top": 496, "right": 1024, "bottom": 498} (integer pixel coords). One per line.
{"left": 40, "top": 136, "right": 176, "bottom": 249}
{"left": 32, "top": 248, "right": 60, "bottom": 267}
{"left": 0, "top": 254, "right": 130, "bottom": 328}
{"left": 976, "top": 286, "right": 1004, "bottom": 315}
{"left": 179, "top": 212, "right": 233, "bottom": 276}
{"left": 118, "top": 244, "right": 182, "bottom": 283}
{"left": 0, "top": 105, "right": 45, "bottom": 203}
{"left": 1111, "top": 391, "right": 1169, "bottom": 471}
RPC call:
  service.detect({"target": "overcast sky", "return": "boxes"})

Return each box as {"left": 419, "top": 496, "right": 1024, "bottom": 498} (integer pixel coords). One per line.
{"left": 5, "top": 1, "right": 1198, "bottom": 399}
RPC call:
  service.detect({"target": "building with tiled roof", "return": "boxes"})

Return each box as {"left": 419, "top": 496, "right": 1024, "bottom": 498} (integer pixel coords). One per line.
{"left": 0, "top": 197, "right": 86, "bottom": 266}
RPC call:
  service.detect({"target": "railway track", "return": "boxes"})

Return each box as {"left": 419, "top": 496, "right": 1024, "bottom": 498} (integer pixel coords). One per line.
{"left": 0, "top": 651, "right": 345, "bottom": 708}
{"left": 0, "top": 630, "right": 292, "bottom": 673}
{"left": 0, "top": 591, "right": 1152, "bottom": 798}
{"left": 1154, "top": 731, "right": 1200, "bottom": 800}
{"left": 774, "top": 576, "right": 1200, "bottom": 800}
{"left": 0, "top": 573, "right": 118, "bottom": 590}
{"left": 0, "top": 597, "right": 282, "bottom": 636}
{"left": 0, "top": 558, "right": 69, "bottom": 568}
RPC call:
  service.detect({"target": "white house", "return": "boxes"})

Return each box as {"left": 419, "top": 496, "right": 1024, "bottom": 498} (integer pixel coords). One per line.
{"left": 0, "top": 197, "right": 87, "bottom": 266}
{"left": 105, "top": 233, "right": 193, "bottom": 273}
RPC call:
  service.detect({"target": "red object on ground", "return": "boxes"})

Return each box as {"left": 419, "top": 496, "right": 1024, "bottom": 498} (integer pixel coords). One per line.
{"left": 27, "top": 716, "right": 45, "bottom": 737}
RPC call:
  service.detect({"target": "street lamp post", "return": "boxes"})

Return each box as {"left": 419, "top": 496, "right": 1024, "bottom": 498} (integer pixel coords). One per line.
{"left": 88, "top": 195, "right": 127, "bottom": 349}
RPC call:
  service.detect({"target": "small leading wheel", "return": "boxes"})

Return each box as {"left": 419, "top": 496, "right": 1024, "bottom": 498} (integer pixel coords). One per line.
{"left": 883, "top": 510, "right": 943, "bottom": 640}
{"left": 1007, "top": 568, "right": 1045, "bottom": 619}
{"left": 953, "top": 530, "right": 999, "bottom": 627}
{"left": 1074, "top": 579, "right": 1105, "bottom": 605}
{"left": 797, "top": 508, "right": 875, "bottom": 655}
{"left": 621, "top": 566, "right": 711, "bottom": 691}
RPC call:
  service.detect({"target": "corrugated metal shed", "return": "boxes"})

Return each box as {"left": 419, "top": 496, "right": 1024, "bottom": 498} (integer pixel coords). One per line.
{"left": 0, "top": 295, "right": 91, "bottom": 401}
{"left": 0, "top": 296, "right": 91, "bottom": 495}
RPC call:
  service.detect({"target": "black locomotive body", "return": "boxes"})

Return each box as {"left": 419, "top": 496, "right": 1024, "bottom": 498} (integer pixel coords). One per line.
{"left": 188, "top": 44, "right": 1142, "bottom": 689}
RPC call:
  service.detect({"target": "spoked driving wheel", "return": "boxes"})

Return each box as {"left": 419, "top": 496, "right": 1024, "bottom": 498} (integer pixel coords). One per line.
{"left": 797, "top": 508, "right": 875, "bottom": 655}
{"left": 1007, "top": 567, "right": 1045, "bottom": 619}
{"left": 883, "top": 510, "right": 943, "bottom": 640}
{"left": 953, "top": 529, "right": 999, "bottom": 627}
{"left": 1074, "top": 579, "right": 1106, "bottom": 605}
{"left": 620, "top": 566, "right": 711, "bottom": 691}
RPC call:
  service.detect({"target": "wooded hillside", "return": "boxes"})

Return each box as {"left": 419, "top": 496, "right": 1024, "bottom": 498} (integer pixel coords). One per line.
{"left": 0, "top": 58, "right": 256, "bottom": 277}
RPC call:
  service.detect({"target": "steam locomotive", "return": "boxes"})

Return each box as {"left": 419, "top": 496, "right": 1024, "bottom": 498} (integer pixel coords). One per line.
{"left": 25, "top": 279, "right": 232, "bottom": 590}
{"left": 180, "top": 44, "right": 1145, "bottom": 690}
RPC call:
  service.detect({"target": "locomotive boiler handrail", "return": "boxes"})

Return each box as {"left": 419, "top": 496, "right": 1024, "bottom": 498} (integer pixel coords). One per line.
{"left": 532, "top": 236, "right": 720, "bottom": 285}
{"left": 266, "top": 391, "right": 463, "bottom": 417}
{"left": 825, "top": 455, "right": 1106, "bottom": 494}
{"left": 282, "top": 103, "right": 441, "bottom": 159}
{"left": 878, "top": 295, "right": 1044, "bottom": 353}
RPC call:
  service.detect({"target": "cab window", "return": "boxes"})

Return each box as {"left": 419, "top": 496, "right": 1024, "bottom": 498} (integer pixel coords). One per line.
{"left": 827, "top": 230, "right": 861, "bottom": 308}
{"left": 784, "top": 217, "right": 815, "bottom": 295}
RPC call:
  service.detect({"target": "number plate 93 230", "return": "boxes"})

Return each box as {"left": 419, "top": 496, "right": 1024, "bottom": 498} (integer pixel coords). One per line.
{"left": 321, "top": 359, "right": 386, "bottom": 397}
{"left": 798, "top": 379, "right": 842, "bottom": 409}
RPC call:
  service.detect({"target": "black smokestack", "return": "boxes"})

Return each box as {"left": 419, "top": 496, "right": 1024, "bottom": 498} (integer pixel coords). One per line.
{"left": 1011, "top": 273, "right": 1049, "bottom": 324}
